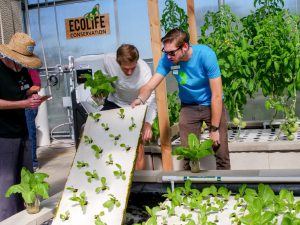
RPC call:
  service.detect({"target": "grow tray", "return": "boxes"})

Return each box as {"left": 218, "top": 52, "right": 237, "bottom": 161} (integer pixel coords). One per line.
{"left": 51, "top": 105, "right": 147, "bottom": 225}
{"left": 132, "top": 169, "right": 300, "bottom": 196}
{"left": 143, "top": 127, "right": 300, "bottom": 171}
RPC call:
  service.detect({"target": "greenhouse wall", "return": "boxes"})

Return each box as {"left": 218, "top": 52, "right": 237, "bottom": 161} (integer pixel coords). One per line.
{"left": 25, "top": 0, "right": 300, "bottom": 134}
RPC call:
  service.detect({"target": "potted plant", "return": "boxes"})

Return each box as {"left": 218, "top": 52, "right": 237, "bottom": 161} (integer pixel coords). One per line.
{"left": 84, "top": 70, "right": 118, "bottom": 105}
{"left": 5, "top": 167, "right": 49, "bottom": 214}
{"left": 172, "top": 133, "right": 214, "bottom": 173}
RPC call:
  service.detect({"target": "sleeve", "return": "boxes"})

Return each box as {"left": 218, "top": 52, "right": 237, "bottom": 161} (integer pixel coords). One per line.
{"left": 155, "top": 55, "right": 171, "bottom": 77}
{"left": 141, "top": 61, "right": 157, "bottom": 124}
{"left": 145, "top": 90, "right": 157, "bottom": 124}
{"left": 102, "top": 54, "right": 111, "bottom": 76}
{"left": 203, "top": 47, "right": 221, "bottom": 79}
{"left": 28, "top": 69, "right": 41, "bottom": 86}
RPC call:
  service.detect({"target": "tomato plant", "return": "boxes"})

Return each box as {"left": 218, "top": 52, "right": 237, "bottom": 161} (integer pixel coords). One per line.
{"left": 242, "top": 0, "right": 300, "bottom": 138}
{"left": 200, "top": 5, "right": 257, "bottom": 129}
{"left": 160, "top": 0, "right": 189, "bottom": 33}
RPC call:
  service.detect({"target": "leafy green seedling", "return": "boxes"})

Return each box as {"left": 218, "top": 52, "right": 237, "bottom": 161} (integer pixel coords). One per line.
{"left": 84, "top": 70, "right": 118, "bottom": 98}
{"left": 89, "top": 112, "right": 101, "bottom": 122}
{"left": 159, "top": 202, "right": 167, "bottom": 210}
{"left": 180, "top": 213, "right": 192, "bottom": 222}
{"left": 120, "top": 143, "right": 131, "bottom": 152}
{"left": 85, "top": 170, "right": 99, "bottom": 183}
{"left": 109, "top": 134, "right": 121, "bottom": 145}
{"left": 172, "top": 133, "right": 214, "bottom": 162}
{"left": 129, "top": 117, "right": 136, "bottom": 131}
{"left": 162, "top": 216, "right": 168, "bottom": 225}
{"left": 66, "top": 186, "right": 78, "bottom": 193}
{"left": 95, "top": 177, "right": 110, "bottom": 193}
{"left": 166, "top": 204, "right": 175, "bottom": 216}
{"left": 5, "top": 167, "right": 49, "bottom": 204}
{"left": 103, "top": 194, "right": 121, "bottom": 210}
{"left": 76, "top": 161, "right": 89, "bottom": 169}
{"left": 94, "top": 211, "right": 107, "bottom": 225}
{"left": 91, "top": 144, "right": 103, "bottom": 159}
{"left": 118, "top": 108, "right": 125, "bottom": 119}
{"left": 113, "top": 163, "right": 126, "bottom": 180}
{"left": 144, "top": 206, "right": 160, "bottom": 225}
{"left": 60, "top": 210, "right": 70, "bottom": 221}
{"left": 69, "top": 191, "right": 88, "bottom": 212}
{"left": 105, "top": 154, "right": 113, "bottom": 165}
{"left": 186, "top": 220, "right": 196, "bottom": 225}
{"left": 84, "top": 135, "right": 93, "bottom": 144}
{"left": 101, "top": 123, "right": 109, "bottom": 131}
{"left": 163, "top": 187, "right": 182, "bottom": 207}
{"left": 218, "top": 186, "right": 231, "bottom": 201}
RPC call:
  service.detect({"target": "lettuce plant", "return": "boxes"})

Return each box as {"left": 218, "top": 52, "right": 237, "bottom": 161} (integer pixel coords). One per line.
{"left": 84, "top": 135, "right": 93, "bottom": 144}
{"left": 5, "top": 167, "right": 49, "bottom": 204}
{"left": 180, "top": 213, "right": 192, "bottom": 222}
{"left": 94, "top": 211, "right": 107, "bottom": 225}
{"left": 120, "top": 143, "right": 131, "bottom": 152}
{"left": 105, "top": 154, "right": 113, "bottom": 165}
{"left": 129, "top": 117, "right": 136, "bottom": 131}
{"left": 85, "top": 170, "right": 99, "bottom": 183}
{"left": 101, "top": 123, "right": 109, "bottom": 131}
{"left": 113, "top": 163, "right": 126, "bottom": 180}
{"left": 91, "top": 144, "right": 103, "bottom": 159}
{"left": 109, "top": 134, "right": 121, "bottom": 145}
{"left": 60, "top": 210, "right": 70, "bottom": 221}
{"left": 89, "top": 112, "right": 101, "bottom": 122}
{"left": 84, "top": 70, "right": 118, "bottom": 98}
{"left": 66, "top": 186, "right": 78, "bottom": 193}
{"left": 95, "top": 177, "right": 109, "bottom": 193}
{"left": 172, "top": 133, "right": 214, "bottom": 162}
{"left": 103, "top": 194, "right": 121, "bottom": 210}
{"left": 118, "top": 108, "right": 125, "bottom": 119}
{"left": 76, "top": 161, "right": 89, "bottom": 169}
{"left": 69, "top": 191, "right": 88, "bottom": 212}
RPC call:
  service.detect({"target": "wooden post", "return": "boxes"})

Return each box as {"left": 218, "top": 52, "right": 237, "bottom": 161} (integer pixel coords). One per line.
{"left": 186, "top": 0, "right": 198, "bottom": 44}
{"left": 147, "top": 0, "right": 173, "bottom": 171}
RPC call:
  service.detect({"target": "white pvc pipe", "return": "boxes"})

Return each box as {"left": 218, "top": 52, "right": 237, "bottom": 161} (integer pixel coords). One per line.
{"left": 24, "top": 0, "right": 31, "bottom": 36}
{"left": 0, "top": 10, "right": 4, "bottom": 44}
{"left": 36, "top": 88, "right": 51, "bottom": 146}
{"left": 114, "top": 0, "right": 120, "bottom": 47}
{"left": 218, "top": 0, "right": 225, "bottom": 9}
{"left": 162, "top": 175, "right": 300, "bottom": 183}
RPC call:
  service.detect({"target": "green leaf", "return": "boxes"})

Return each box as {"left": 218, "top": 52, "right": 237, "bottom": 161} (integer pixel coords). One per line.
{"left": 274, "top": 61, "right": 280, "bottom": 72}
{"left": 187, "top": 133, "right": 199, "bottom": 149}
{"left": 103, "top": 200, "right": 114, "bottom": 209}
{"left": 266, "top": 59, "right": 272, "bottom": 69}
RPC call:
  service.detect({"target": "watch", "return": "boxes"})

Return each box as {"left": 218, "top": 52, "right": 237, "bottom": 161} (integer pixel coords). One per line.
{"left": 210, "top": 125, "right": 219, "bottom": 132}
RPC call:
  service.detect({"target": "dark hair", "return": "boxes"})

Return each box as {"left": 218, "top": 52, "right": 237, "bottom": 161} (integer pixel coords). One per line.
{"left": 161, "top": 28, "right": 190, "bottom": 47}
{"left": 116, "top": 44, "right": 139, "bottom": 65}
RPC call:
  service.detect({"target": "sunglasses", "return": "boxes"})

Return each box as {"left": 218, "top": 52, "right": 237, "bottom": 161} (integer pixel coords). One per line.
{"left": 161, "top": 46, "right": 182, "bottom": 56}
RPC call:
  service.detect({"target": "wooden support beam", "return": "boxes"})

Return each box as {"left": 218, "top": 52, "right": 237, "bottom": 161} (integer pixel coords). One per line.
{"left": 147, "top": 0, "right": 173, "bottom": 171}
{"left": 186, "top": 0, "right": 198, "bottom": 44}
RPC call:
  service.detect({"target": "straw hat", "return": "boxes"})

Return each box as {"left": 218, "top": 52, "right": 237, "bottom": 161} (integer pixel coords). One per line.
{"left": 0, "top": 32, "right": 42, "bottom": 69}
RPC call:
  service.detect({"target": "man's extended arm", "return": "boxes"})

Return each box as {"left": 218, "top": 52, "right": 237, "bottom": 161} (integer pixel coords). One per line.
{"left": 131, "top": 73, "right": 165, "bottom": 107}
{"left": 209, "top": 76, "right": 223, "bottom": 145}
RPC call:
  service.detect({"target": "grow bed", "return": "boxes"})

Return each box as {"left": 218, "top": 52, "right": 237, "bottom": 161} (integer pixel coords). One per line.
{"left": 133, "top": 181, "right": 300, "bottom": 225}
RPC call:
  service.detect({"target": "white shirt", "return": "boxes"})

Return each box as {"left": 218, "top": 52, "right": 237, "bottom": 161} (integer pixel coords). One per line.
{"left": 102, "top": 53, "right": 156, "bottom": 124}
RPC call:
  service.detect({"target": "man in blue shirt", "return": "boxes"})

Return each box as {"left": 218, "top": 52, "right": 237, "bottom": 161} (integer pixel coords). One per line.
{"left": 131, "top": 28, "right": 230, "bottom": 170}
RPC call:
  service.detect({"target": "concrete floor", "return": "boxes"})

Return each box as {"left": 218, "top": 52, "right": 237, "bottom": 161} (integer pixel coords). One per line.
{"left": 37, "top": 139, "right": 76, "bottom": 197}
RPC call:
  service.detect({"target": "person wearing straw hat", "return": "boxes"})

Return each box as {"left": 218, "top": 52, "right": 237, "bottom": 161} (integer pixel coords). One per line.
{"left": 0, "top": 32, "right": 43, "bottom": 221}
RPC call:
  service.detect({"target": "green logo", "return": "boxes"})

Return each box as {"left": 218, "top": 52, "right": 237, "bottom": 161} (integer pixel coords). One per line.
{"left": 179, "top": 71, "right": 188, "bottom": 85}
